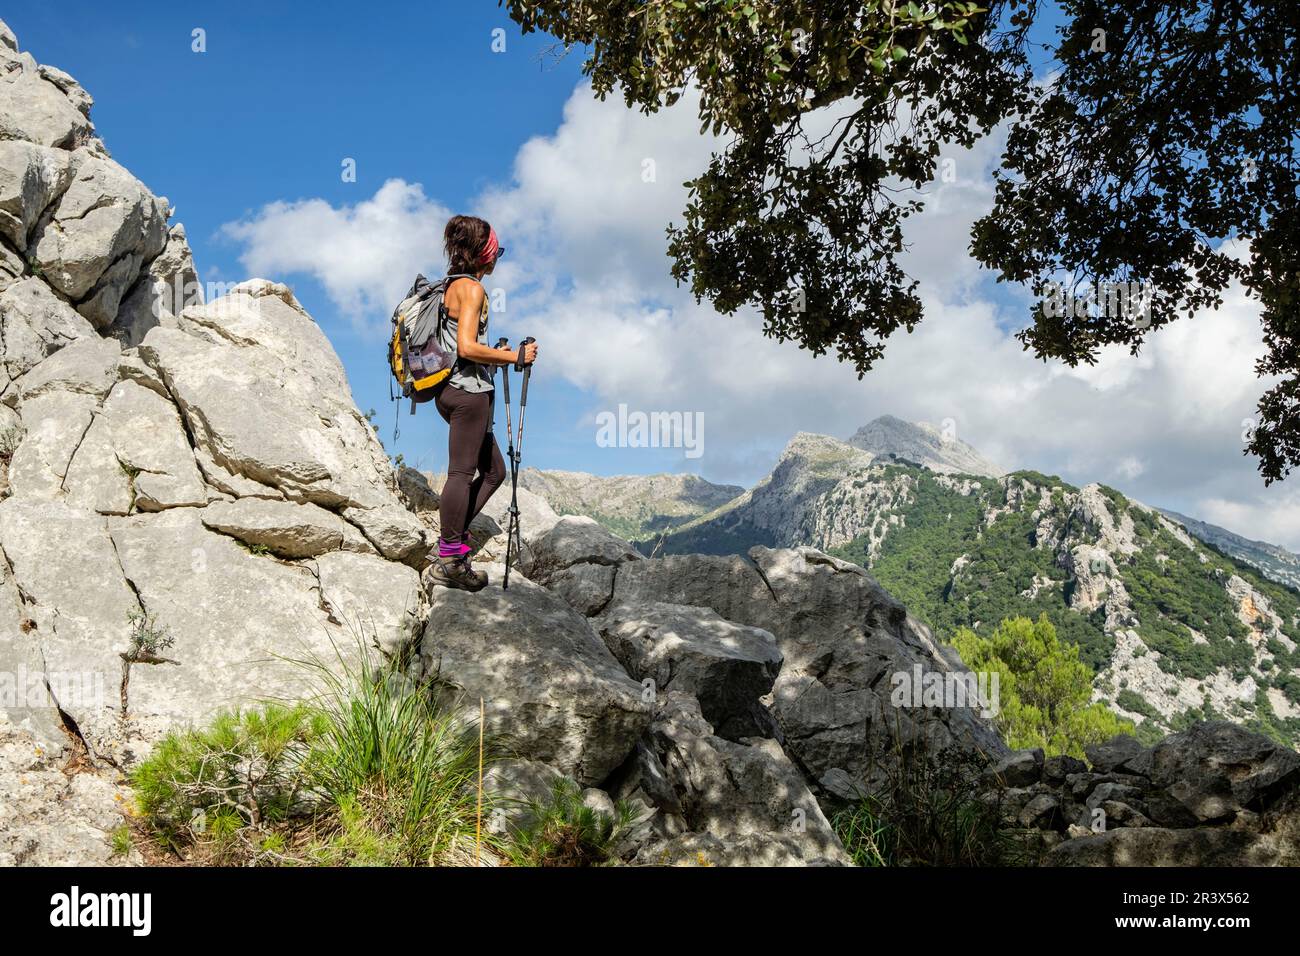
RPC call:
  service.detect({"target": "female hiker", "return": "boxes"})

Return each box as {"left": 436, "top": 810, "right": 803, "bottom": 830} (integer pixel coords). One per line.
{"left": 426, "top": 215, "right": 539, "bottom": 591}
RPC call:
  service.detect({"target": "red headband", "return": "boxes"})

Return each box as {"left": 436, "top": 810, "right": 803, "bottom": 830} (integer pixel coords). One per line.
{"left": 477, "top": 227, "right": 499, "bottom": 266}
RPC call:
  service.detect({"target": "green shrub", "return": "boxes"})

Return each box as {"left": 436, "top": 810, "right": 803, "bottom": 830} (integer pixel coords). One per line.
{"left": 301, "top": 658, "right": 491, "bottom": 867}
{"left": 132, "top": 644, "right": 498, "bottom": 866}
{"left": 131, "top": 703, "right": 320, "bottom": 859}
{"left": 507, "top": 779, "right": 640, "bottom": 867}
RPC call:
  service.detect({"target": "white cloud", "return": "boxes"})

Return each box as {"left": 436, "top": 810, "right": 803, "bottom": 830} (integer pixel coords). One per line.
{"left": 220, "top": 179, "right": 451, "bottom": 334}
{"left": 219, "top": 82, "right": 1300, "bottom": 550}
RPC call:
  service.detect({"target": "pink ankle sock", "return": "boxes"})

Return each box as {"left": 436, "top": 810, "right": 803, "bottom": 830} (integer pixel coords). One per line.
{"left": 438, "top": 537, "right": 471, "bottom": 558}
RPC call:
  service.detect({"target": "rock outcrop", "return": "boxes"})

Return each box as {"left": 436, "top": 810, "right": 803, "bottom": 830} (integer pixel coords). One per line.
{"left": 847, "top": 414, "right": 1005, "bottom": 477}
{"left": 0, "top": 23, "right": 425, "bottom": 772}
{"left": 978, "top": 723, "right": 1300, "bottom": 866}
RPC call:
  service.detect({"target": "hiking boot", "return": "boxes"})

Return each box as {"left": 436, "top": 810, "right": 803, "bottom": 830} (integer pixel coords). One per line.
{"left": 425, "top": 554, "right": 488, "bottom": 592}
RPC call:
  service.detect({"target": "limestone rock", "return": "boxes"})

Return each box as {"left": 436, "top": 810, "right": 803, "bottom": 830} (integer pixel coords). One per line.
{"left": 543, "top": 562, "right": 617, "bottom": 617}
{"left": 1045, "top": 825, "right": 1295, "bottom": 867}
{"left": 0, "top": 139, "right": 72, "bottom": 250}
{"left": 0, "top": 276, "right": 95, "bottom": 385}
{"left": 985, "top": 749, "right": 1045, "bottom": 788}
{"left": 647, "top": 693, "right": 850, "bottom": 864}
{"left": 0, "top": 498, "right": 138, "bottom": 756}
{"left": 481, "top": 758, "right": 565, "bottom": 835}
{"left": 615, "top": 546, "right": 1007, "bottom": 790}
{"left": 139, "top": 286, "right": 399, "bottom": 510}
{"left": 0, "top": 718, "right": 137, "bottom": 867}
{"left": 201, "top": 497, "right": 370, "bottom": 559}
{"left": 1122, "top": 721, "right": 1300, "bottom": 822}
{"left": 313, "top": 549, "right": 420, "bottom": 655}
{"left": 1085, "top": 733, "right": 1147, "bottom": 774}
{"left": 419, "top": 567, "right": 652, "bottom": 786}
{"left": 847, "top": 414, "right": 1005, "bottom": 477}
{"left": 106, "top": 508, "right": 356, "bottom": 755}
{"left": 31, "top": 151, "right": 168, "bottom": 325}
{"left": 593, "top": 600, "right": 781, "bottom": 739}
{"left": 110, "top": 223, "right": 200, "bottom": 347}
{"left": 67, "top": 378, "right": 205, "bottom": 513}
{"left": 340, "top": 502, "right": 428, "bottom": 565}
{"left": 15, "top": 333, "right": 119, "bottom": 403}
{"left": 0, "top": 53, "right": 93, "bottom": 148}
{"left": 525, "top": 514, "right": 642, "bottom": 580}
{"left": 6, "top": 391, "right": 96, "bottom": 498}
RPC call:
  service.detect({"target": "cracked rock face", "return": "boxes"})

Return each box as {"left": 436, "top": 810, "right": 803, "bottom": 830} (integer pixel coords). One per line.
{"left": 0, "top": 21, "right": 425, "bottom": 765}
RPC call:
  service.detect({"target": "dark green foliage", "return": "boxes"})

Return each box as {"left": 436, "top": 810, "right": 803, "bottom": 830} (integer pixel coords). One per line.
{"left": 507, "top": 1, "right": 1300, "bottom": 479}
{"left": 1116, "top": 524, "right": 1258, "bottom": 680}
{"left": 1116, "top": 689, "right": 1159, "bottom": 720}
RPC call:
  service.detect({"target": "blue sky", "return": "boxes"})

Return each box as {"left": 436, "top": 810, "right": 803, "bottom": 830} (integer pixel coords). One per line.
{"left": 8, "top": 3, "right": 1298, "bottom": 547}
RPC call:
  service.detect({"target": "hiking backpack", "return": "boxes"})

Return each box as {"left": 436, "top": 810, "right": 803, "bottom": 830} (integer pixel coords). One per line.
{"left": 387, "top": 273, "right": 475, "bottom": 412}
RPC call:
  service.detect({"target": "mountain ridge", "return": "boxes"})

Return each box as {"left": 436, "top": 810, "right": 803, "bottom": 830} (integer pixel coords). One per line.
{"left": 516, "top": 427, "right": 1300, "bottom": 746}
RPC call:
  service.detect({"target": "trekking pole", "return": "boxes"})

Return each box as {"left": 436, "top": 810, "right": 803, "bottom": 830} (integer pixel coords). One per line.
{"left": 501, "top": 337, "right": 535, "bottom": 590}
{"left": 495, "top": 337, "right": 518, "bottom": 589}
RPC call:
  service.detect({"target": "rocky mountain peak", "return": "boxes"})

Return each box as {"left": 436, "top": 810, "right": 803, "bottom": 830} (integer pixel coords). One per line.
{"left": 847, "top": 414, "right": 1005, "bottom": 478}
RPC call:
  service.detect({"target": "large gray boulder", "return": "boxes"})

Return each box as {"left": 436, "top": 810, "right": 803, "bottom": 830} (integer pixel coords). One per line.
{"left": 139, "top": 284, "right": 414, "bottom": 517}
{"left": 0, "top": 46, "right": 93, "bottom": 148}
{"left": 313, "top": 550, "right": 421, "bottom": 656}
{"left": 613, "top": 545, "right": 1009, "bottom": 790}
{"left": 419, "top": 567, "right": 653, "bottom": 786}
{"left": 639, "top": 693, "right": 850, "bottom": 865}
{"left": 1122, "top": 722, "right": 1300, "bottom": 822}
{"left": 593, "top": 600, "right": 781, "bottom": 739}
{"left": 527, "top": 514, "right": 642, "bottom": 578}
{"left": 104, "top": 508, "right": 361, "bottom": 755}
{"left": 31, "top": 150, "right": 168, "bottom": 326}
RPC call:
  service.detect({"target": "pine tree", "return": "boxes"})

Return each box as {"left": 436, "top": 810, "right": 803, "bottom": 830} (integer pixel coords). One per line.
{"left": 952, "top": 614, "right": 1133, "bottom": 758}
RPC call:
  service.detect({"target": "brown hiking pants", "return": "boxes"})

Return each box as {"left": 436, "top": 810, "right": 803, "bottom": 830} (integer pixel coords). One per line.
{"left": 434, "top": 383, "right": 506, "bottom": 544}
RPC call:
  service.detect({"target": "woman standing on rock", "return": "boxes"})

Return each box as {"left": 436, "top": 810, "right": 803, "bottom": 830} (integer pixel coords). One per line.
{"left": 426, "top": 215, "right": 538, "bottom": 591}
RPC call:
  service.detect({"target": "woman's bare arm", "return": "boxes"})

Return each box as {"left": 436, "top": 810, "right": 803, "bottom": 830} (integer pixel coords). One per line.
{"left": 447, "top": 279, "right": 538, "bottom": 366}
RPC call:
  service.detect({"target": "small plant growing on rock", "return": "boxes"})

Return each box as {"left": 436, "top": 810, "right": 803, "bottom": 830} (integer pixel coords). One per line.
{"left": 109, "top": 824, "right": 134, "bottom": 859}
{"left": 124, "top": 610, "right": 176, "bottom": 663}
{"left": 130, "top": 703, "right": 321, "bottom": 861}
{"left": 506, "top": 779, "right": 639, "bottom": 867}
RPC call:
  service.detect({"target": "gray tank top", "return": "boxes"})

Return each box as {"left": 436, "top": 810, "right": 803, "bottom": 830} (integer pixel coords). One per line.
{"left": 439, "top": 277, "right": 495, "bottom": 394}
